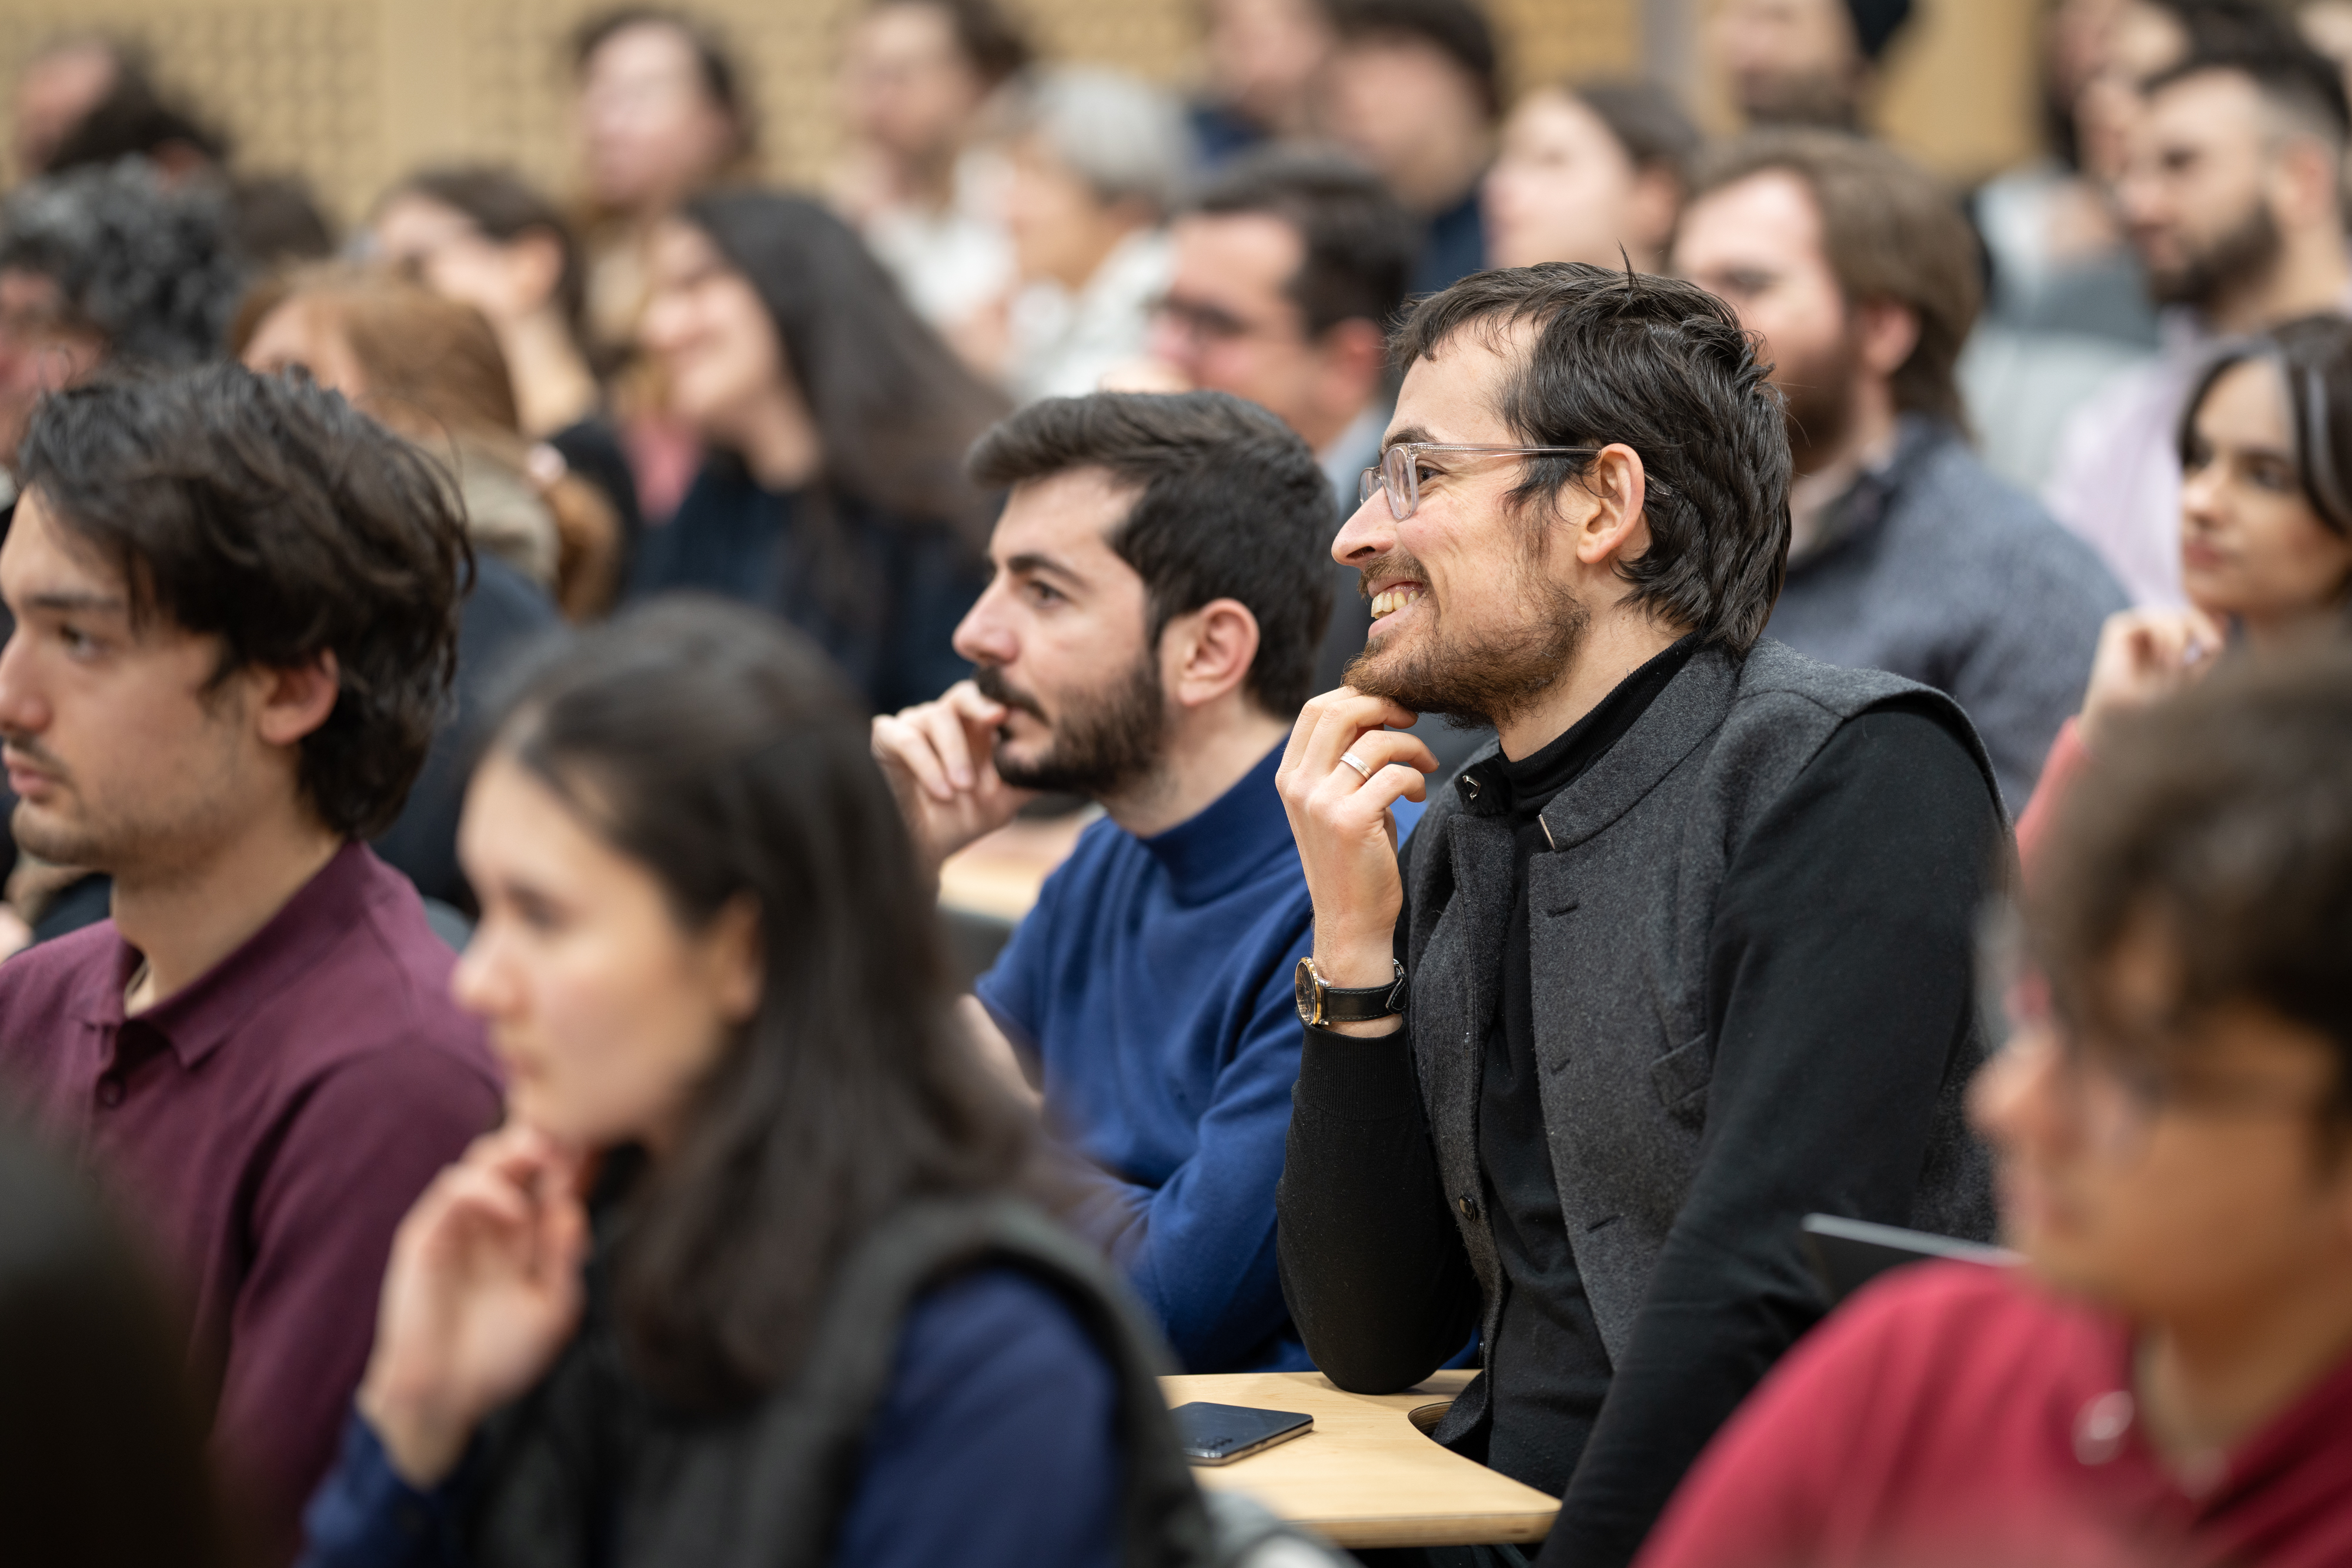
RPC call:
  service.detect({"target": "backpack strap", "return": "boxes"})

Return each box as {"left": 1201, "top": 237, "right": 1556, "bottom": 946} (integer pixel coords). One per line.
{"left": 622, "top": 1194, "right": 1221, "bottom": 1568}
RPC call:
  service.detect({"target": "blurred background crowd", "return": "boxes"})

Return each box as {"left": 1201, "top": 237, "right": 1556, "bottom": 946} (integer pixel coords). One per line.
{"left": 8, "top": 4, "right": 2352, "bottom": 1565}
{"left": 2, "top": 0, "right": 2349, "bottom": 944}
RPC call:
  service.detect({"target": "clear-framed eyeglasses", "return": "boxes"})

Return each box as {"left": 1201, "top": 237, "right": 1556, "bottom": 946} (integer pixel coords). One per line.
{"left": 1358, "top": 442, "right": 1604, "bottom": 521}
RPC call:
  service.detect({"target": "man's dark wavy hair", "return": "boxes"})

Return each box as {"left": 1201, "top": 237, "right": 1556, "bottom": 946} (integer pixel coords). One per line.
{"left": 17, "top": 365, "right": 469, "bottom": 838}
{"left": 1391, "top": 263, "right": 1792, "bottom": 656}
{"left": 968, "top": 390, "right": 1336, "bottom": 715}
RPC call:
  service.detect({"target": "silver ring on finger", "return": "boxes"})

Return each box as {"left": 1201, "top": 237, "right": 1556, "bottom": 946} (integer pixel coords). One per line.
{"left": 1338, "top": 751, "right": 1375, "bottom": 783}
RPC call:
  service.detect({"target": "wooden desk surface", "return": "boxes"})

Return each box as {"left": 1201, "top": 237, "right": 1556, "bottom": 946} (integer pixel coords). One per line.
{"left": 1161, "top": 1369, "right": 1558, "bottom": 1549}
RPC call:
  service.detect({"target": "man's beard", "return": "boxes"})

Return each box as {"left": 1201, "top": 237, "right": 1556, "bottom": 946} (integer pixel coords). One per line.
{"left": 2146, "top": 200, "right": 2283, "bottom": 311}
{"left": 1344, "top": 548, "right": 1591, "bottom": 731}
{"left": 1772, "top": 326, "right": 1865, "bottom": 478}
{"left": 973, "top": 656, "right": 1168, "bottom": 800}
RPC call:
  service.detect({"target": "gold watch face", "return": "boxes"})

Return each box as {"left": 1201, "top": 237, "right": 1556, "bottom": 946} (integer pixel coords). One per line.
{"left": 1294, "top": 957, "right": 1321, "bottom": 1025}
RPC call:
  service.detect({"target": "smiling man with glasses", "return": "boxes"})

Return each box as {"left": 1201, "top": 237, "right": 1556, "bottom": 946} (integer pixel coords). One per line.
{"left": 1641, "top": 642, "right": 2352, "bottom": 1568}
{"left": 1274, "top": 262, "right": 2008, "bottom": 1568}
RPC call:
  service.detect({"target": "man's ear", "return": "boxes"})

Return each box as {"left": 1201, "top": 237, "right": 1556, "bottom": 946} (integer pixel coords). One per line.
{"left": 2271, "top": 132, "right": 2342, "bottom": 231}
{"left": 251, "top": 650, "right": 342, "bottom": 750}
{"left": 1161, "top": 597, "right": 1262, "bottom": 711}
{"left": 1569, "top": 442, "right": 1653, "bottom": 571}
{"left": 1312, "top": 317, "right": 1389, "bottom": 406}
{"left": 1855, "top": 297, "right": 1922, "bottom": 383}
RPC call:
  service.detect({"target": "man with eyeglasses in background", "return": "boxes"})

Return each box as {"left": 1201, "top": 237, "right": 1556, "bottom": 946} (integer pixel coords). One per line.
{"left": 1275, "top": 263, "right": 2004, "bottom": 1567}
{"left": 1142, "top": 144, "right": 1488, "bottom": 774}
{"left": 1640, "top": 643, "right": 2352, "bottom": 1568}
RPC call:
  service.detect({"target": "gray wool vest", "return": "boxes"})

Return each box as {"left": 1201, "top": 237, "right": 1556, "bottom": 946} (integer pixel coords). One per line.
{"left": 1402, "top": 640, "right": 2002, "bottom": 1446}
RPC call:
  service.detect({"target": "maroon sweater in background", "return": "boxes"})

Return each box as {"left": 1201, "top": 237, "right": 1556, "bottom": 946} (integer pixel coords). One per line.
{"left": 1638, "top": 1260, "right": 2352, "bottom": 1568}
{"left": 0, "top": 842, "right": 502, "bottom": 1561}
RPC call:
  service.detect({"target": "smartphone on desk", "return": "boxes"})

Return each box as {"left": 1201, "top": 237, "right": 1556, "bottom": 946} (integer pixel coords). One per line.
{"left": 1171, "top": 1402, "right": 1314, "bottom": 1466}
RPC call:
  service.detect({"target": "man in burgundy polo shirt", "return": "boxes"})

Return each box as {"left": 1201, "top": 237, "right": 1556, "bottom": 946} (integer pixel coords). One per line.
{"left": 0, "top": 367, "right": 503, "bottom": 1559}
{"left": 1638, "top": 644, "right": 2352, "bottom": 1568}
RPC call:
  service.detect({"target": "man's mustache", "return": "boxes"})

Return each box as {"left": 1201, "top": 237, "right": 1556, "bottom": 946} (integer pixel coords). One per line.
{"left": 1355, "top": 550, "right": 1430, "bottom": 601}
{"left": 0, "top": 732, "right": 67, "bottom": 776}
{"left": 972, "top": 664, "right": 1047, "bottom": 724}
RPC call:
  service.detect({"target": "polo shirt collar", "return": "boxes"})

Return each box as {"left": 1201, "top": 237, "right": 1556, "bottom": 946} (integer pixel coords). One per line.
{"left": 1137, "top": 741, "right": 1295, "bottom": 905}
{"left": 84, "top": 840, "right": 376, "bottom": 1069}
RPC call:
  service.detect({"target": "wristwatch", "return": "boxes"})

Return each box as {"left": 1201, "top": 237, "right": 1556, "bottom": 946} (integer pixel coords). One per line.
{"left": 1294, "top": 956, "right": 1409, "bottom": 1026}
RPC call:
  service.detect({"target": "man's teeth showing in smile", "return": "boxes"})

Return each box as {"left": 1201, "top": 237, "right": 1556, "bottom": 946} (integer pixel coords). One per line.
{"left": 1369, "top": 584, "right": 1425, "bottom": 621}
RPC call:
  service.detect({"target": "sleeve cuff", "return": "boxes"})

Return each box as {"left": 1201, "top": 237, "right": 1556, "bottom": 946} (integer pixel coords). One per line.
{"left": 1297, "top": 1021, "right": 1422, "bottom": 1121}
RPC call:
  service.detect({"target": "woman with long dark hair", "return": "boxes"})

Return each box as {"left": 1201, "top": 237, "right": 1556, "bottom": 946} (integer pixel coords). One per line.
{"left": 296, "top": 600, "right": 1212, "bottom": 1568}
{"left": 2018, "top": 313, "right": 2352, "bottom": 861}
{"left": 630, "top": 191, "right": 1007, "bottom": 714}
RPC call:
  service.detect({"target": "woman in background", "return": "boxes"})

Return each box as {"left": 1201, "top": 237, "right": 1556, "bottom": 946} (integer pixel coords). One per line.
{"left": 2019, "top": 313, "right": 2352, "bottom": 860}
{"left": 1481, "top": 78, "right": 1698, "bottom": 275}
{"left": 369, "top": 165, "right": 643, "bottom": 553}
{"left": 235, "top": 268, "right": 583, "bottom": 910}
{"left": 237, "top": 265, "right": 624, "bottom": 618}
{"left": 631, "top": 191, "right": 1004, "bottom": 714}
{"left": 299, "top": 600, "right": 1140, "bottom": 1568}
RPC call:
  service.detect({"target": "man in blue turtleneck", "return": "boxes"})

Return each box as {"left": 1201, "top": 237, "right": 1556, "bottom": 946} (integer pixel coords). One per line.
{"left": 873, "top": 389, "right": 1414, "bottom": 1372}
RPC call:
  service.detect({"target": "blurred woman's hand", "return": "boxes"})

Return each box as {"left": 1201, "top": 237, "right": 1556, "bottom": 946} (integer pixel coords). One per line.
{"left": 356, "top": 1125, "right": 589, "bottom": 1487}
{"left": 2080, "top": 607, "right": 2229, "bottom": 747}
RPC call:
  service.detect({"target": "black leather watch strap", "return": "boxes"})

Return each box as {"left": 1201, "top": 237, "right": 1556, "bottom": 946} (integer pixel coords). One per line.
{"left": 1295, "top": 957, "right": 1409, "bottom": 1026}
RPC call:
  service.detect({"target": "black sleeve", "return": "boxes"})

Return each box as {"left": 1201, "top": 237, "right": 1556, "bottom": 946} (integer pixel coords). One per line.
{"left": 1275, "top": 880, "right": 1484, "bottom": 1393}
{"left": 1536, "top": 703, "right": 2004, "bottom": 1568}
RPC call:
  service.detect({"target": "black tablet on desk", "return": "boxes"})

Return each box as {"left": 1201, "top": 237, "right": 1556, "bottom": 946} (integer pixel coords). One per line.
{"left": 1800, "top": 1213, "right": 2021, "bottom": 1305}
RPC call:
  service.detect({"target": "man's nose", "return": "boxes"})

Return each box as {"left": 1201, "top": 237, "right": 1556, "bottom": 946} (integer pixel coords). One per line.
{"left": 1332, "top": 490, "right": 1395, "bottom": 566}
{"left": 0, "top": 627, "right": 46, "bottom": 740}
{"left": 952, "top": 583, "right": 1018, "bottom": 667}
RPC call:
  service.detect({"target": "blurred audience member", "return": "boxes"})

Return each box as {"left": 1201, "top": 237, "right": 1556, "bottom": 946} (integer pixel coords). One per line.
{"left": 1142, "top": 146, "right": 1486, "bottom": 773}
{"left": 2019, "top": 313, "right": 2352, "bottom": 862}
{"left": 570, "top": 7, "right": 754, "bottom": 363}
{"left": 833, "top": 0, "right": 1030, "bottom": 342}
{"left": 2046, "top": 37, "right": 2352, "bottom": 607}
{"left": 1970, "top": 2, "right": 2316, "bottom": 493}
{"left": 630, "top": 192, "right": 1003, "bottom": 713}
{"left": 1190, "top": 0, "right": 1337, "bottom": 165}
{"left": 2301, "top": 0, "right": 2352, "bottom": 105}
{"left": 1962, "top": 0, "right": 2164, "bottom": 492}
{"left": 1709, "top": 0, "right": 1917, "bottom": 132}
{"left": 874, "top": 392, "right": 1341, "bottom": 1372}
{"left": 993, "top": 68, "right": 1192, "bottom": 403}
{"left": 9, "top": 35, "right": 338, "bottom": 269}
{"left": 10, "top": 35, "right": 119, "bottom": 178}
{"left": 1639, "top": 639, "right": 2352, "bottom": 1568}
{"left": 0, "top": 161, "right": 241, "bottom": 477}
{"left": 369, "top": 166, "right": 643, "bottom": 550}
{"left": 233, "top": 270, "right": 576, "bottom": 912}
{"left": 305, "top": 599, "right": 1162, "bottom": 1567}
{"left": 1484, "top": 79, "right": 1698, "bottom": 274}
{"left": 0, "top": 1122, "right": 233, "bottom": 1568}
{"left": 0, "top": 367, "right": 503, "bottom": 1561}
{"left": 1677, "top": 131, "right": 2125, "bottom": 809}
{"left": 236, "top": 266, "right": 622, "bottom": 616}
{"left": 1317, "top": 0, "right": 1499, "bottom": 296}
{"left": 18, "top": 36, "right": 225, "bottom": 183}
{"left": 1148, "top": 151, "right": 1407, "bottom": 634}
